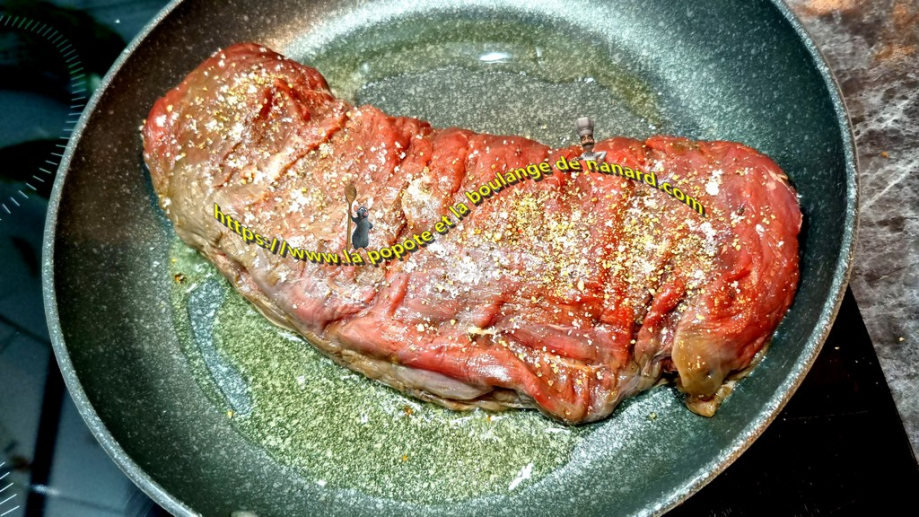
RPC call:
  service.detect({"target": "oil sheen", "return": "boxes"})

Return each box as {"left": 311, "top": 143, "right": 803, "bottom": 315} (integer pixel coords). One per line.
{"left": 168, "top": 238, "right": 587, "bottom": 503}
{"left": 292, "top": 13, "right": 666, "bottom": 147}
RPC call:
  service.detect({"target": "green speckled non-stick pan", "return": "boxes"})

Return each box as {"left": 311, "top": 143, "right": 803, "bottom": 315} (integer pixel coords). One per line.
{"left": 42, "top": 0, "right": 858, "bottom": 515}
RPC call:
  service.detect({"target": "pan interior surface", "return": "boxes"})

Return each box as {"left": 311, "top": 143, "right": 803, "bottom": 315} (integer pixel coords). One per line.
{"left": 44, "top": 1, "right": 856, "bottom": 516}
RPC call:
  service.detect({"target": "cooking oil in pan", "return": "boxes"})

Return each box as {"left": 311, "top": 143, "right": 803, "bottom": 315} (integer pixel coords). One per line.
{"left": 168, "top": 238, "right": 587, "bottom": 503}
{"left": 292, "top": 13, "right": 666, "bottom": 147}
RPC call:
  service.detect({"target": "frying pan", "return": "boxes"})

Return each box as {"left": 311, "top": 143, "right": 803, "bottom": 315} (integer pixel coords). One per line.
{"left": 42, "top": 0, "right": 858, "bottom": 515}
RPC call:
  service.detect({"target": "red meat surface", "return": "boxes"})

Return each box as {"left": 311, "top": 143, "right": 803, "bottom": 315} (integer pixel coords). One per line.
{"left": 143, "top": 43, "right": 802, "bottom": 424}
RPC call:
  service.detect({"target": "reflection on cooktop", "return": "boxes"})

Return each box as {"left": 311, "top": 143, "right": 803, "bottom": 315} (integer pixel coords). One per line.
{"left": 0, "top": 3, "right": 171, "bottom": 515}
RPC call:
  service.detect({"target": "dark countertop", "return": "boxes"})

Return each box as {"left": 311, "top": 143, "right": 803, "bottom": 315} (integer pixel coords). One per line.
{"left": 787, "top": 0, "right": 919, "bottom": 460}
{"left": 671, "top": 289, "right": 918, "bottom": 516}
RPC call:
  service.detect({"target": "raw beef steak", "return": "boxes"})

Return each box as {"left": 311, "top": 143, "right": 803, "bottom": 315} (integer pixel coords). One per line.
{"left": 143, "top": 43, "right": 802, "bottom": 424}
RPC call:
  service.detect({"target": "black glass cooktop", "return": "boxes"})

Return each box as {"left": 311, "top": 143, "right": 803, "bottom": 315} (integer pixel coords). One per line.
{"left": 0, "top": 1, "right": 915, "bottom": 516}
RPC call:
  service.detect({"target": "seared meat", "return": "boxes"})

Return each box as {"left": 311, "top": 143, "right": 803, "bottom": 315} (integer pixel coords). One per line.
{"left": 142, "top": 43, "right": 801, "bottom": 424}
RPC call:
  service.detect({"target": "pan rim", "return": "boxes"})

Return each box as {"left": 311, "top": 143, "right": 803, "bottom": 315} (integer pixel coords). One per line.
{"left": 650, "top": 2, "right": 861, "bottom": 513}
{"left": 40, "top": 1, "right": 859, "bottom": 515}
{"left": 41, "top": 3, "right": 198, "bottom": 515}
